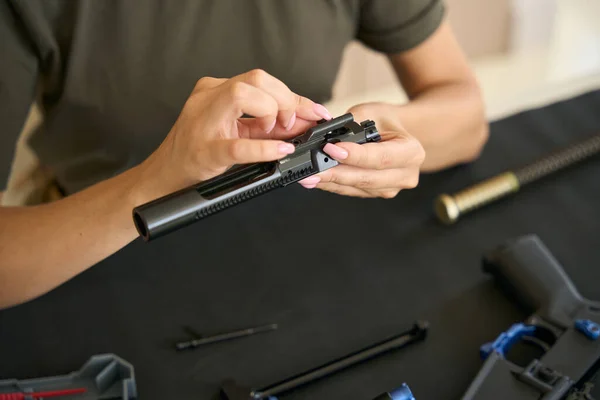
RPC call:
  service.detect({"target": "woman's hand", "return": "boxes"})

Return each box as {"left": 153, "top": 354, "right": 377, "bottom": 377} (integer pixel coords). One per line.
{"left": 136, "top": 69, "right": 332, "bottom": 200}
{"left": 297, "top": 102, "right": 425, "bottom": 199}
{"left": 0, "top": 69, "right": 333, "bottom": 309}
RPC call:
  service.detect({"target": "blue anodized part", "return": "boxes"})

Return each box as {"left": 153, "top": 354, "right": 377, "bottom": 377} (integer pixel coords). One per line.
{"left": 480, "top": 323, "right": 536, "bottom": 360}
{"left": 575, "top": 319, "right": 600, "bottom": 340}
{"left": 389, "top": 383, "right": 415, "bottom": 400}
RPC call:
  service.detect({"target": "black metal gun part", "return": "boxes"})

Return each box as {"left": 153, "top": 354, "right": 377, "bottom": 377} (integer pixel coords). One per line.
{"left": 219, "top": 321, "right": 428, "bottom": 400}
{"left": 132, "top": 113, "right": 379, "bottom": 241}
{"left": 461, "top": 235, "right": 600, "bottom": 400}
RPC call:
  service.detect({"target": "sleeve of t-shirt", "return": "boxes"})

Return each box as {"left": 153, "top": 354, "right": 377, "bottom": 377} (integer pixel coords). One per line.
{"left": 0, "top": 1, "right": 40, "bottom": 190}
{"left": 356, "top": 0, "right": 446, "bottom": 54}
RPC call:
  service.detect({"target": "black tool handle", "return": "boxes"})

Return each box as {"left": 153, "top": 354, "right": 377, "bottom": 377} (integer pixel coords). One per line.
{"left": 482, "top": 235, "right": 589, "bottom": 328}
{"left": 251, "top": 321, "right": 428, "bottom": 399}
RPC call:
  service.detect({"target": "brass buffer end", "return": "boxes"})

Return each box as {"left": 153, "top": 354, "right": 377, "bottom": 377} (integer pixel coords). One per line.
{"left": 434, "top": 172, "right": 520, "bottom": 224}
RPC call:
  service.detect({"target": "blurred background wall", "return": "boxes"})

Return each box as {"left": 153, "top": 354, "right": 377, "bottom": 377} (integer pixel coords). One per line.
{"left": 330, "top": 0, "right": 600, "bottom": 106}
{"left": 332, "top": 0, "right": 513, "bottom": 99}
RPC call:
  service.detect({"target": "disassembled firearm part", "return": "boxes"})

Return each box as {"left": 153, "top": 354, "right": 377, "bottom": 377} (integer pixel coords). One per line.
{"left": 133, "top": 113, "right": 380, "bottom": 241}
{"left": 0, "top": 354, "right": 137, "bottom": 399}
{"left": 461, "top": 235, "right": 600, "bottom": 400}
{"left": 175, "top": 323, "right": 278, "bottom": 351}
{"left": 371, "top": 383, "right": 416, "bottom": 400}
{"left": 220, "top": 321, "right": 428, "bottom": 400}
{"left": 435, "top": 133, "right": 600, "bottom": 224}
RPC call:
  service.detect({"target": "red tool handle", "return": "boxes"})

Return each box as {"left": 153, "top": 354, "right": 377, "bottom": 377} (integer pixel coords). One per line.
{"left": 0, "top": 388, "right": 86, "bottom": 399}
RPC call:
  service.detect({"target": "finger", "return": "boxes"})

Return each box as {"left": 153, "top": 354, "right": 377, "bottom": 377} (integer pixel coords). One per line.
{"left": 267, "top": 117, "right": 319, "bottom": 139}
{"left": 300, "top": 178, "right": 400, "bottom": 199}
{"left": 298, "top": 174, "right": 401, "bottom": 199}
{"left": 297, "top": 174, "right": 322, "bottom": 186}
{"left": 298, "top": 176, "right": 404, "bottom": 197}
{"left": 233, "top": 69, "right": 332, "bottom": 130}
{"left": 312, "top": 164, "right": 418, "bottom": 191}
{"left": 220, "top": 81, "right": 279, "bottom": 133}
{"left": 238, "top": 117, "right": 316, "bottom": 140}
{"left": 301, "top": 181, "right": 375, "bottom": 198}
{"left": 194, "top": 76, "right": 226, "bottom": 91}
{"left": 209, "top": 138, "right": 296, "bottom": 167}
{"left": 322, "top": 134, "right": 424, "bottom": 170}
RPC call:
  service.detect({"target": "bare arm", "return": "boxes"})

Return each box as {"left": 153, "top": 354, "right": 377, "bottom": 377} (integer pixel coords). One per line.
{"left": 298, "top": 19, "right": 487, "bottom": 198}
{"left": 0, "top": 165, "right": 149, "bottom": 309}
{"left": 0, "top": 70, "right": 329, "bottom": 310}
{"left": 349, "top": 19, "right": 489, "bottom": 172}
{"left": 390, "top": 19, "right": 489, "bottom": 170}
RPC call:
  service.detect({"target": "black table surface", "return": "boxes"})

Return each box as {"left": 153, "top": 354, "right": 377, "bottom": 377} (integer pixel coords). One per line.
{"left": 1, "top": 90, "right": 600, "bottom": 400}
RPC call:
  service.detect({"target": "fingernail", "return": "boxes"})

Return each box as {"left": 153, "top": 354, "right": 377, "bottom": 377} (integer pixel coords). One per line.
{"left": 323, "top": 143, "right": 348, "bottom": 159}
{"left": 278, "top": 143, "right": 295, "bottom": 154}
{"left": 266, "top": 119, "right": 276, "bottom": 134}
{"left": 285, "top": 112, "right": 296, "bottom": 131}
{"left": 314, "top": 104, "right": 333, "bottom": 120}
{"left": 299, "top": 176, "right": 321, "bottom": 185}
{"left": 300, "top": 183, "right": 317, "bottom": 189}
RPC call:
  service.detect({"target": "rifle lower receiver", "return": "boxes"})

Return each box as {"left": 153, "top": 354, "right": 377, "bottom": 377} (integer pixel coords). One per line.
{"left": 132, "top": 113, "right": 380, "bottom": 241}
{"left": 462, "top": 235, "right": 600, "bottom": 400}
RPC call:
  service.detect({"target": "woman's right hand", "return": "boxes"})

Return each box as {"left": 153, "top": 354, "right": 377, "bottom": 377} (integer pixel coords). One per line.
{"left": 134, "top": 69, "right": 332, "bottom": 202}
{"left": 0, "top": 70, "right": 332, "bottom": 310}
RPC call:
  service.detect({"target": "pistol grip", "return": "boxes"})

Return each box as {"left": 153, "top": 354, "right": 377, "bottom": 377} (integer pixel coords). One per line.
{"left": 482, "top": 235, "right": 587, "bottom": 328}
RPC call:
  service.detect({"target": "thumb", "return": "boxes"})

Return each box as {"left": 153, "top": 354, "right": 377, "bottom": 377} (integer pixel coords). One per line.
{"left": 208, "top": 138, "right": 296, "bottom": 167}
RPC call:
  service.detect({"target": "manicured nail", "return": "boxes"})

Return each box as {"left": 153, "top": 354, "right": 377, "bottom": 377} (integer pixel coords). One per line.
{"left": 299, "top": 176, "right": 321, "bottom": 185}
{"left": 300, "top": 183, "right": 318, "bottom": 189}
{"left": 323, "top": 143, "right": 348, "bottom": 159}
{"left": 313, "top": 104, "right": 332, "bottom": 120}
{"left": 278, "top": 143, "right": 295, "bottom": 154}
{"left": 266, "top": 119, "right": 276, "bottom": 134}
{"left": 285, "top": 112, "right": 296, "bottom": 131}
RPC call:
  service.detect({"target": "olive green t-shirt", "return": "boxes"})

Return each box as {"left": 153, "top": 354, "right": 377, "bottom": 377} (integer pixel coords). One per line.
{"left": 0, "top": 0, "right": 445, "bottom": 194}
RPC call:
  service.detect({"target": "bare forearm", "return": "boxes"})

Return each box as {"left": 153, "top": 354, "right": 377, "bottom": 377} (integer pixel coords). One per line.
{"left": 377, "top": 20, "right": 490, "bottom": 171}
{"left": 349, "top": 81, "right": 488, "bottom": 172}
{"left": 0, "top": 68, "right": 329, "bottom": 309}
{"left": 397, "top": 80, "right": 489, "bottom": 171}
{"left": 0, "top": 69, "right": 331, "bottom": 310}
{"left": 0, "top": 165, "right": 152, "bottom": 309}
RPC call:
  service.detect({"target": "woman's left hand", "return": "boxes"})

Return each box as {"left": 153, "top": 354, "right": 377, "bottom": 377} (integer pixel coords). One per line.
{"left": 297, "top": 102, "right": 425, "bottom": 198}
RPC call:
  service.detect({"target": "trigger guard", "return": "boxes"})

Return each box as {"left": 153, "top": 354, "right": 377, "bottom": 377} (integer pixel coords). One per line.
{"left": 480, "top": 323, "right": 537, "bottom": 360}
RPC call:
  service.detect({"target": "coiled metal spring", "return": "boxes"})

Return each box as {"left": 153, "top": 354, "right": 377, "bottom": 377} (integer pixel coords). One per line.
{"left": 435, "top": 133, "right": 600, "bottom": 224}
